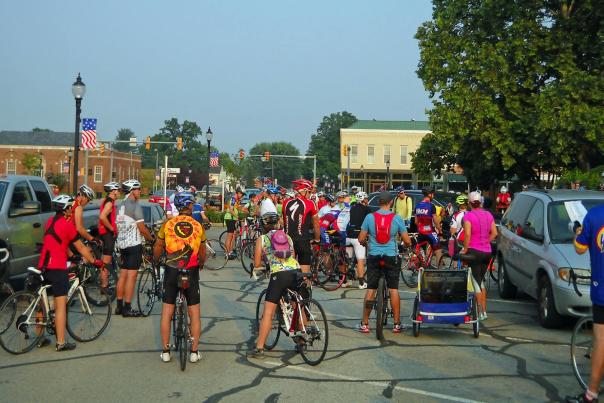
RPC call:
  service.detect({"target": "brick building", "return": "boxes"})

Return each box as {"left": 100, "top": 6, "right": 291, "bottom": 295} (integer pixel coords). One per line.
{"left": 0, "top": 131, "right": 142, "bottom": 196}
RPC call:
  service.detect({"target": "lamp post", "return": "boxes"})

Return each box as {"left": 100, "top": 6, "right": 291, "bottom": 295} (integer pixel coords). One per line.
{"left": 67, "top": 149, "right": 73, "bottom": 190}
{"left": 386, "top": 159, "right": 390, "bottom": 190}
{"left": 71, "top": 73, "right": 86, "bottom": 194}
{"left": 360, "top": 165, "right": 365, "bottom": 191}
{"left": 205, "top": 127, "right": 213, "bottom": 203}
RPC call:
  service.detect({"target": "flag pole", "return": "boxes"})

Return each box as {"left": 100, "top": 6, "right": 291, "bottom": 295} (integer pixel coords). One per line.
{"left": 84, "top": 149, "right": 88, "bottom": 186}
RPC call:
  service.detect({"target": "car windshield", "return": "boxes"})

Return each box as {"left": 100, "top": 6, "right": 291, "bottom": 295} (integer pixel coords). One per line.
{"left": 548, "top": 199, "right": 604, "bottom": 243}
{"left": 0, "top": 182, "right": 7, "bottom": 207}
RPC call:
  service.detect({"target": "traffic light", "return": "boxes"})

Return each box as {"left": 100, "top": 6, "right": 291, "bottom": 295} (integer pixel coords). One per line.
{"left": 239, "top": 149, "right": 245, "bottom": 160}
{"left": 264, "top": 151, "right": 270, "bottom": 161}
{"left": 342, "top": 144, "right": 348, "bottom": 156}
{"left": 145, "top": 136, "right": 151, "bottom": 151}
{"left": 99, "top": 142, "right": 105, "bottom": 154}
{"left": 177, "top": 137, "right": 183, "bottom": 151}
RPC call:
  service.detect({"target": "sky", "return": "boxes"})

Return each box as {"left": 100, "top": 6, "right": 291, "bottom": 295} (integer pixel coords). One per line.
{"left": 0, "top": 0, "right": 434, "bottom": 155}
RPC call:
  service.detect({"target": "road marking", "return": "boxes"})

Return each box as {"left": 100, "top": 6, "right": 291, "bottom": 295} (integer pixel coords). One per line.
{"left": 265, "top": 360, "right": 484, "bottom": 403}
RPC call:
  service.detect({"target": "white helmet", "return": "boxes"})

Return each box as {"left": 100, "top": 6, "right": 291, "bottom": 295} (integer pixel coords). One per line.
{"left": 336, "top": 190, "right": 348, "bottom": 198}
{"left": 500, "top": 186, "right": 508, "bottom": 193}
{"left": 52, "top": 195, "right": 75, "bottom": 211}
{"left": 104, "top": 182, "right": 120, "bottom": 192}
{"left": 355, "top": 191, "right": 368, "bottom": 202}
{"left": 78, "top": 184, "right": 94, "bottom": 200}
{"left": 121, "top": 179, "right": 141, "bottom": 194}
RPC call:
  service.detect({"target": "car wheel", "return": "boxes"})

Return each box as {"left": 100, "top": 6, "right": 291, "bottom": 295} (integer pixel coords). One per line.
{"left": 498, "top": 256, "right": 517, "bottom": 299}
{"left": 537, "top": 275, "right": 565, "bottom": 328}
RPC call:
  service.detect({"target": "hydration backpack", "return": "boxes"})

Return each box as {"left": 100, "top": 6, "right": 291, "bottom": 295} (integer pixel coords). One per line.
{"left": 373, "top": 212, "right": 396, "bottom": 244}
{"left": 270, "top": 229, "right": 292, "bottom": 259}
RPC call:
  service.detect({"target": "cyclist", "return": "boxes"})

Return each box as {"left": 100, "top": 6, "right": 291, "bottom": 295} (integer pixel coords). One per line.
{"left": 224, "top": 187, "right": 245, "bottom": 260}
{"left": 98, "top": 182, "right": 121, "bottom": 293}
{"left": 448, "top": 194, "right": 469, "bottom": 257}
{"left": 115, "top": 179, "right": 155, "bottom": 317}
{"left": 495, "top": 186, "right": 512, "bottom": 216}
{"left": 460, "top": 191, "right": 497, "bottom": 321}
{"left": 357, "top": 192, "right": 412, "bottom": 333}
{"left": 72, "top": 184, "right": 98, "bottom": 246}
{"left": 260, "top": 186, "right": 279, "bottom": 217}
{"left": 350, "top": 186, "right": 359, "bottom": 205}
{"left": 317, "top": 192, "right": 327, "bottom": 210}
{"left": 154, "top": 191, "right": 206, "bottom": 363}
{"left": 392, "top": 186, "right": 413, "bottom": 226}
{"left": 187, "top": 186, "right": 209, "bottom": 225}
{"left": 318, "top": 194, "right": 336, "bottom": 218}
{"left": 415, "top": 187, "right": 443, "bottom": 265}
{"left": 568, "top": 203, "right": 604, "bottom": 403}
{"left": 38, "top": 195, "right": 104, "bottom": 351}
{"left": 283, "top": 179, "right": 320, "bottom": 273}
{"left": 346, "top": 191, "right": 369, "bottom": 289}
{"left": 247, "top": 212, "right": 300, "bottom": 360}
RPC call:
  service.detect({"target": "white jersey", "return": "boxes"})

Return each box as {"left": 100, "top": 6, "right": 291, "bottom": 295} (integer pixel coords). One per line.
{"left": 335, "top": 202, "right": 350, "bottom": 231}
{"left": 260, "top": 198, "right": 277, "bottom": 217}
{"left": 116, "top": 198, "right": 144, "bottom": 249}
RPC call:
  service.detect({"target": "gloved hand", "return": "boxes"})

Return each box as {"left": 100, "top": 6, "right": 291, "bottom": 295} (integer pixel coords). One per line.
{"left": 93, "top": 259, "right": 104, "bottom": 268}
{"left": 91, "top": 238, "right": 103, "bottom": 248}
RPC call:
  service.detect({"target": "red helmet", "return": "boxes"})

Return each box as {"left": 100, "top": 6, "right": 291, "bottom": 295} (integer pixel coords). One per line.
{"left": 292, "top": 178, "right": 313, "bottom": 192}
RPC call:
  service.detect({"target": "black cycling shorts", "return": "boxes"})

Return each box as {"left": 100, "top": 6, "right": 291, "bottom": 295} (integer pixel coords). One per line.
{"left": 44, "top": 270, "right": 69, "bottom": 297}
{"left": 120, "top": 244, "right": 143, "bottom": 270}
{"left": 593, "top": 304, "right": 604, "bottom": 325}
{"left": 366, "top": 255, "right": 399, "bottom": 290}
{"left": 162, "top": 267, "right": 200, "bottom": 306}
{"left": 265, "top": 270, "right": 300, "bottom": 304}
{"left": 100, "top": 232, "right": 115, "bottom": 256}
{"left": 225, "top": 219, "right": 237, "bottom": 233}
{"left": 292, "top": 239, "right": 311, "bottom": 266}
{"left": 467, "top": 248, "right": 491, "bottom": 285}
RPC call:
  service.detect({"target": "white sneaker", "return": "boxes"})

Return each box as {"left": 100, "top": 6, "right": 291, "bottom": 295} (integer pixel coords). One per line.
{"left": 341, "top": 281, "right": 352, "bottom": 288}
{"left": 358, "top": 282, "right": 367, "bottom": 290}
{"left": 160, "top": 351, "right": 171, "bottom": 362}
{"left": 479, "top": 313, "right": 488, "bottom": 321}
{"left": 190, "top": 351, "right": 202, "bottom": 363}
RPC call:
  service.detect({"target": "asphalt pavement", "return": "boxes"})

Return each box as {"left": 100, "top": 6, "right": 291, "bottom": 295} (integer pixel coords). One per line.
{"left": 0, "top": 227, "right": 586, "bottom": 402}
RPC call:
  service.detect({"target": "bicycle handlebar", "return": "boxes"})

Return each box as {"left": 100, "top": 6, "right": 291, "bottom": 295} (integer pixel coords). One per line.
{"left": 568, "top": 268, "right": 591, "bottom": 298}
{"left": 0, "top": 248, "right": 9, "bottom": 263}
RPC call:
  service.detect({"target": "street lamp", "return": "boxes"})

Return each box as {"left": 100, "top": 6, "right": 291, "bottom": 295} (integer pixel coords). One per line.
{"left": 205, "top": 127, "right": 213, "bottom": 203}
{"left": 360, "top": 165, "right": 365, "bottom": 191}
{"left": 67, "top": 149, "right": 73, "bottom": 190}
{"left": 386, "top": 159, "right": 390, "bottom": 189}
{"left": 71, "top": 73, "right": 86, "bottom": 194}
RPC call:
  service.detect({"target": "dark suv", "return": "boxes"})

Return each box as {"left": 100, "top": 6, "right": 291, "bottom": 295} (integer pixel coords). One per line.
{"left": 497, "top": 190, "right": 604, "bottom": 328}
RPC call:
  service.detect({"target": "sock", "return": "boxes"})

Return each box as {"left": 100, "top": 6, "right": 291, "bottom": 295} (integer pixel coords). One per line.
{"left": 586, "top": 390, "right": 598, "bottom": 401}
{"left": 163, "top": 344, "right": 170, "bottom": 353}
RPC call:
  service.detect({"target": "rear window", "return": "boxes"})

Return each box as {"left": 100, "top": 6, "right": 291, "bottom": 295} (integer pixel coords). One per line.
{"left": 0, "top": 182, "right": 7, "bottom": 208}
{"left": 30, "top": 180, "right": 52, "bottom": 212}
{"left": 548, "top": 199, "right": 604, "bottom": 243}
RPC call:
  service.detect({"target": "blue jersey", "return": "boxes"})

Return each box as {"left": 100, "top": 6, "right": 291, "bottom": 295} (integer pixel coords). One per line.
{"left": 361, "top": 209, "right": 407, "bottom": 257}
{"left": 575, "top": 204, "right": 604, "bottom": 305}
{"left": 415, "top": 199, "right": 436, "bottom": 235}
{"left": 191, "top": 203, "right": 204, "bottom": 225}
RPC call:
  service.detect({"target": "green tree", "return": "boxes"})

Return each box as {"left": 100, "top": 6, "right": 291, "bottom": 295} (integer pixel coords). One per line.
{"left": 32, "top": 128, "right": 52, "bottom": 132}
{"left": 306, "top": 112, "right": 357, "bottom": 180}
{"left": 113, "top": 128, "right": 135, "bottom": 152}
{"left": 46, "top": 172, "right": 67, "bottom": 189}
{"left": 22, "top": 153, "right": 43, "bottom": 175}
{"left": 248, "top": 142, "right": 302, "bottom": 186}
{"left": 410, "top": 133, "right": 456, "bottom": 180}
{"left": 415, "top": 0, "right": 604, "bottom": 188}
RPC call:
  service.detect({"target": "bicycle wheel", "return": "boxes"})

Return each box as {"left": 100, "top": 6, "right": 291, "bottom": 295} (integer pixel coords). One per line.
{"left": 401, "top": 254, "right": 420, "bottom": 288}
{"left": 0, "top": 291, "right": 45, "bottom": 354}
{"left": 436, "top": 253, "right": 453, "bottom": 270}
{"left": 0, "top": 281, "right": 14, "bottom": 306}
{"left": 318, "top": 251, "right": 345, "bottom": 291}
{"left": 376, "top": 276, "right": 386, "bottom": 341}
{"left": 205, "top": 239, "right": 228, "bottom": 270}
{"left": 137, "top": 267, "right": 158, "bottom": 316}
{"left": 471, "top": 296, "right": 479, "bottom": 338}
{"left": 240, "top": 241, "right": 255, "bottom": 275}
{"left": 67, "top": 287, "right": 111, "bottom": 342}
{"left": 299, "top": 298, "right": 329, "bottom": 366}
{"left": 412, "top": 295, "right": 420, "bottom": 337}
{"left": 488, "top": 257, "right": 499, "bottom": 282}
{"left": 255, "top": 289, "right": 281, "bottom": 350}
{"left": 178, "top": 301, "right": 188, "bottom": 371}
{"left": 84, "top": 264, "right": 118, "bottom": 306}
{"left": 571, "top": 316, "right": 593, "bottom": 390}
{"left": 218, "top": 230, "right": 228, "bottom": 249}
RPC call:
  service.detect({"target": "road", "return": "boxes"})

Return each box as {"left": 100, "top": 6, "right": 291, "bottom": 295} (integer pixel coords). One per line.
{"left": 0, "top": 227, "right": 585, "bottom": 402}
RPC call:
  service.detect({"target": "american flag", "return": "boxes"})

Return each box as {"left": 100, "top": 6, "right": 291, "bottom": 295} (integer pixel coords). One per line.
{"left": 209, "top": 151, "right": 219, "bottom": 167}
{"left": 81, "top": 118, "right": 97, "bottom": 150}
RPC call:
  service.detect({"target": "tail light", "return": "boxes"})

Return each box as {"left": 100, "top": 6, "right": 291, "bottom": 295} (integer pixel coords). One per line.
{"left": 464, "top": 315, "right": 470, "bottom": 323}
{"left": 416, "top": 314, "right": 423, "bottom": 321}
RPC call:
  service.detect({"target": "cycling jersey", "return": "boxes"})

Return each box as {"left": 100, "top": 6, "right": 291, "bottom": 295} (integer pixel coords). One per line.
{"left": 158, "top": 215, "right": 206, "bottom": 269}
{"left": 415, "top": 198, "right": 437, "bottom": 235}
{"left": 260, "top": 198, "right": 277, "bottom": 217}
{"left": 575, "top": 204, "right": 604, "bottom": 305}
{"left": 283, "top": 196, "right": 317, "bottom": 240}
{"left": 191, "top": 203, "right": 205, "bottom": 225}
{"left": 347, "top": 203, "right": 369, "bottom": 238}
{"left": 38, "top": 214, "right": 78, "bottom": 271}
{"left": 496, "top": 192, "right": 511, "bottom": 211}
{"left": 261, "top": 231, "right": 300, "bottom": 273}
{"left": 98, "top": 196, "right": 117, "bottom": 235}
{"left": 224, "top": 195, "right": 242, "bottom": 220}
{"left": 449, "top": 210, "right": 467, "bottom": 241}
{"left": 116, "top": 198, "right": 145, "bottom": 249}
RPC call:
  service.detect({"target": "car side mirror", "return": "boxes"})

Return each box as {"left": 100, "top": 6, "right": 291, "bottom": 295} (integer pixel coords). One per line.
{"left": 9, "top": 200, "right": 41, "bottom": 217}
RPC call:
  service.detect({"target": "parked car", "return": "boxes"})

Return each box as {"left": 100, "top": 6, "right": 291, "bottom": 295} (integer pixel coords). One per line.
{"left": 241, "top": 188, "right": 262, "bottom": 205}
{"left": 149, "top": 190, "right": 175, "bottom": 210}
{"left": 199, "top": 185, "right": 224, "bottom": 207}
{"left": 497, "top": 190, "right": 604, "bottom": 328}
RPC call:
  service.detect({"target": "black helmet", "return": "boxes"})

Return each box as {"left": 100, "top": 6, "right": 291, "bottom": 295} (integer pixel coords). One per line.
{"left": 422, "top": 187, "right": 435, "bottom": 196}
{"left": 261, "top": 212, "right": 279, "bottom": 226}
{"left": 325, "top": 194, "right": 335, "bottom": 203}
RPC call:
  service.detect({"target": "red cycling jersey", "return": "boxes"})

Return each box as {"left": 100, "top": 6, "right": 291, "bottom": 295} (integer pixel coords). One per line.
{"left": 283, "top": 196, "right": 317, "bottom": 240}
{"left": 98, "top": 196, "right": 117, "bottom": 235}
{"left": 38, "top": 214, "right": 78, "bottom": 271}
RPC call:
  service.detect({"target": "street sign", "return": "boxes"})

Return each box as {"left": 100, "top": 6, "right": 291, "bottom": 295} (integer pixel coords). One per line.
{"left": 161, "top": 167, "right": 180, "bottom": 174}
{"left": 129, "top": 137, "right": 137, "bottom": 147}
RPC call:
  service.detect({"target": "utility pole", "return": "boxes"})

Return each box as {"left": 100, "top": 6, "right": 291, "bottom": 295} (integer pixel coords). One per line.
{"left": 346, "top": 146, "right": 351, "bottom": 193}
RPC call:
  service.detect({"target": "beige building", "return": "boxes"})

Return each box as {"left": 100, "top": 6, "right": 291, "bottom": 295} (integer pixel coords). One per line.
{"left": 340, "top": 120, "right": 431, "bottom": 192}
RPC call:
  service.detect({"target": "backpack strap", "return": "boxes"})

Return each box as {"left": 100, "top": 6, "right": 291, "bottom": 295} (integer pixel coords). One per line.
{"left": 45, "top": 214, "right": 63, "bottom": 245}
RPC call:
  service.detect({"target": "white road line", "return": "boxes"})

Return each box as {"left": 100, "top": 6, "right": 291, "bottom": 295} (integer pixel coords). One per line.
{"left": 265, "top": 361, "right": 483, "bottom": 403}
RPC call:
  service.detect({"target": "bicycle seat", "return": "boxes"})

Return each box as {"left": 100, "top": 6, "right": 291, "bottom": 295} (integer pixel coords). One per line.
{"left": 27, "top": 267, "right": 42, "bottom": 275}
{"left": 452, "top": 253, "right": 476, "bottom": 263}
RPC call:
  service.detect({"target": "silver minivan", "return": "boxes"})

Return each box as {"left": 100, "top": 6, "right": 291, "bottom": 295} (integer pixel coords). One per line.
{"left": 497, "top": 190, "right": 604, "bottom": 328}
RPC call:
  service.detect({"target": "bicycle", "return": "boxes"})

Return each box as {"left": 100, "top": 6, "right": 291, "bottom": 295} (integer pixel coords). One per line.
{"left": 0, "top": 265, "right": 111, "bottom": 354}
{"left": 372, "top": 256, "right": 394, "bottom": 341}
{"left": 204, "top": 238, "right": 229, "bottom": 271}
{"left": 137, "top": 259, "right": 164, "bottom": 317}
{"left": 0, "top": 247, "right": 14, "bottom": 305}
{"left": 79, "top": 240, "right": 119, "bottom": 307}
{"left": 568, "top": 268, "right": 594, "bottom": 390}
{"left": 172, "top": 268, "right": 194, "bottom": 371}
{"left": 399, "top": 233, "right": 436, "bottom": 288}
{"left": 255, "top": 271, "right": 329, "bottom": 366}
{"left": 315, "top": 235, "right": 352, "bottom": 291}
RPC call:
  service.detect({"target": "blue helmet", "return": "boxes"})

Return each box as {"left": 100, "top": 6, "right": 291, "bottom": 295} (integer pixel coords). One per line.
{"left": 266, "top": 186, "right": 280, "bottom": 194}
{"left": 173, "top": 192, "right": 195, "bottom": 210}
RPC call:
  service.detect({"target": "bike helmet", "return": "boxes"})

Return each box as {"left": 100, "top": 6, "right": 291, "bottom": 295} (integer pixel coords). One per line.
{"left": 52, "top": 195, "right": 74, "bottom": 212}
{"left": 285, "top": 191, "right": 295, "bottom": 199}
{"left": 355, "top": 191, "right": 368, "bottom": 202}
{"left": 103, "top": 182, "right": 120, "bottom": 193}
{"left": 78, "top": 184, "right": 94, "bottom": 200}
{"left": 455, "top": 194, "right": 469, "bottom": 205}
{"left": 317, "top": 191, "right": 325, "bottom": 197}
{"left": 422, "top": 186, "right": 435, "bottom": 196}
{"left": 325, "top": 194, "right": 335, "bottom": 203}
{"left": 292, "top": 178, "right": 313, "bottom": 192}
{"left": 261, "top": 212, "right": 279, "bottom": 226}
{"left": 351, "top": 186, "right": 359, "bottom": 193}
{"left": 121, "top": 179, "right": 141, "bottom": 194}
{"left": 336, "top": 190, "right": 348, "bottom": 198}
{"left": 173, "top": 191, "right": 196, "bottom": 210}
{"left": 188, "top": 185, "right": 197, "bottom": 193}
{"left": 175, "top": 185, "right": 185, "bottom": 193}
{"left": 266, "top": 186, "right": 280, "bottom": 194}
{"left": 235, "top": 187, "right": 246, "bottom": 195}
{"left": 500, "top": 186, "right": 508, "bottom": 193}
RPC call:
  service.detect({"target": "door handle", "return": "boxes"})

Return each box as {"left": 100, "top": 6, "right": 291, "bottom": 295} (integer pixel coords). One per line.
{"left": 33, "top": 223, "right": 41, "bottom": 228}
